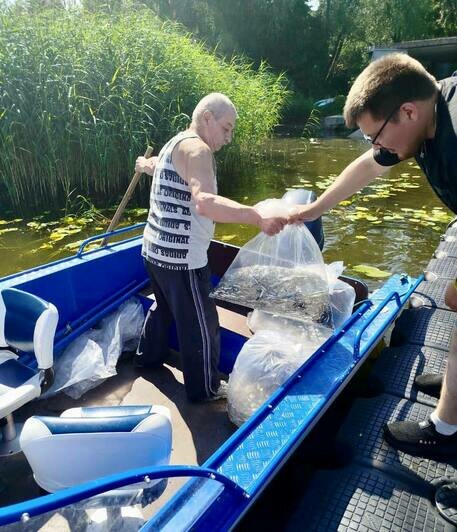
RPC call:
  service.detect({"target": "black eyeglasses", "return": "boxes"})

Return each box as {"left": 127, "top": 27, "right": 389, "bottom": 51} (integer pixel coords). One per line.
{"left": 363, "top": 106, "right": 399, "bottom": 145}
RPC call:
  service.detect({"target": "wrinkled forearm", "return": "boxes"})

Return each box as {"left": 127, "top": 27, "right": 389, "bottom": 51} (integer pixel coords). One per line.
{"left": 194, "top": 192, "right": 261, "bottom": 225}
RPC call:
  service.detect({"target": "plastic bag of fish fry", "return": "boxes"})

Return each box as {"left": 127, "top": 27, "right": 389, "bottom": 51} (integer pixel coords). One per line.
{"left": 227, "top": 329, "right": 322, "bottom": 426}
{"left": 210, "top": 199, "right": 333, "bottom": 329}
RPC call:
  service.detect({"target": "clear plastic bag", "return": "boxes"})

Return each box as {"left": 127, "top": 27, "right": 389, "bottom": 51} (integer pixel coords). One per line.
{"left": 211, "top": 200, "right": 333, "bottom": 328}
{"left": 325, "top": 262, "right": 356, "bottom": 329}
{"left": 41, "top": 298, "right": 144, "bottom": 400}
{"left": 227, "top": 329, "right": 324, "bottom": 426}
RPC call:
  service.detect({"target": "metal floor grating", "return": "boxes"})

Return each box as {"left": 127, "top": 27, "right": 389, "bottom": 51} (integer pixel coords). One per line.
{"left": 435, "top": 240, "right": 457, "bottom": 259}
{"left": 410, "top": 279, "right": 451, "bottom": 310}
{"left": 390, "top": 308, "right": 457, "bottom": 351}
{"left": 444, "top": 224, "right": 457, "bottom": 238}
{"left": 336, "top": 394, "right": 457, "bottom": 483}
{"left": 285, "top": 465, "right": 454, "bottom": 532}
{"left": 370, "top": 345, "right": 447, "bottom": 407}
{"left": 425, "top": 257, "right": 457, "bottom": 281}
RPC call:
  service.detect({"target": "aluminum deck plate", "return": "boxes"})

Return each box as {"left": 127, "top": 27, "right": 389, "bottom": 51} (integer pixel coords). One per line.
{"left": 444, "top": 224, "right": 457, "bottom": 238}
{"left": 435, "top": 240, "right": 457, "bottom": 259}
{"left": 425, "top": 257, "right": 457, "bottom": 281}
{"left": 285, "top": 465, "right": 454, "bottom": 531}
{"left": 370, "top": 345, "right": 447, "bottom": 407}
{"left": 390, "top": 308, "right": 457, "bottom": 352}
{"left": 410, "top": 279, "right": 451, "bottom": 310}
{"left": 336, "top": 394, "right": 457, "bottom": 483}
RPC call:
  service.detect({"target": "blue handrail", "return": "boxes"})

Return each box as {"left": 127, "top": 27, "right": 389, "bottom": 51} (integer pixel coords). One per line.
{"left": 352, "top": 273, "right": 423, "bottom": 360}
{"left": 196, "top": 299, "right": 374, "bottom": 473}
{"left": 0, "top": 465, "right": 249, "bottom": 526}
{"left": 77, "top": 223, "right": 146, "bottom": 257}
{"left": 353, "top": 290, "right": 401, "bottom": 361}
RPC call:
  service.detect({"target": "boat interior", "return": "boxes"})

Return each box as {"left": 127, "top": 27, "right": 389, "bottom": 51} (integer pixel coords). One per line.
{"left": 0, "top": 230, "right": 371, "bottom": 529}
{"left": 2, "top": 222, "right": 453, "bottom": 531}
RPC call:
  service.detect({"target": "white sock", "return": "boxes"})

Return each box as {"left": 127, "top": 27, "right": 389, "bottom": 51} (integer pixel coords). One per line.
{"left": 430, "top": 411, "right": 457, "bottom": 436}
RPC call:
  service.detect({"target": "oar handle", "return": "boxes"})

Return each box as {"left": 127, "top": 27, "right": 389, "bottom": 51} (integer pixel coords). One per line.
{"left": 102, "top": 145, "right": 153, "bottom": 245}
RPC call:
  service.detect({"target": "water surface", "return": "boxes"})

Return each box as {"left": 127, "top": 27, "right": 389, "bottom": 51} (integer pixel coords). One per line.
{"left": 0, "top": 137, "right": 452, "bottom": 290}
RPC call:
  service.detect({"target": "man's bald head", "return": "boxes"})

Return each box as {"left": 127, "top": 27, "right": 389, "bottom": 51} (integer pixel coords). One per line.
{"left": 192, "top": 93, "right": 237, "bottom": 125}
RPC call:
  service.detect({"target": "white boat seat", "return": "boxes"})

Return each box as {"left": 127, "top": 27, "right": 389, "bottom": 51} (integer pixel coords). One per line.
{"left": 20, "top": 404, "right": 172, "bottom": 493}
{"left": 0, "top": 288, "right": 58, "bottom": 454}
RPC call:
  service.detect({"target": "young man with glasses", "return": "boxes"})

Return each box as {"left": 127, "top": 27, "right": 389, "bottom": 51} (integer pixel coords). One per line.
{"left": 291, "top": 53, "right": 457, "bottom": 458}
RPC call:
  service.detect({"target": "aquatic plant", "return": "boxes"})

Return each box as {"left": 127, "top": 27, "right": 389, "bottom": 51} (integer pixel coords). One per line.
{"left": 0, "top": 8, "right": 287, "bottom": 215}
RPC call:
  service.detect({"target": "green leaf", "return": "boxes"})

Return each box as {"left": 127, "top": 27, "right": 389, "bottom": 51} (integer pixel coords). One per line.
{"left": 352, "top": 264, "right": 391, "bottom": 279}
{"left": 0, "top": 227, "right": 19, "bottom": 235}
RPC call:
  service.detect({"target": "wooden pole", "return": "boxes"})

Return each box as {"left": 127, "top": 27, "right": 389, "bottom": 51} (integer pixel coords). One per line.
{"left": 102, "top": 145, "right": 153, "bottom": 246}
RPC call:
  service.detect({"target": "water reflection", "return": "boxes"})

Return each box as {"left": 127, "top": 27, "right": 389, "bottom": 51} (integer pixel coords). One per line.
{"left": 0, "top": 138, "right": 452, "bottom": 289}
{"left": 216, "top": 138, "right": 452, "bottom": 289}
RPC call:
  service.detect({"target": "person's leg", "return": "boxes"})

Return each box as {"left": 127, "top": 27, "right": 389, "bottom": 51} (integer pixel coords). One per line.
{"left": 168, "top": 266, "right": 221, "bottom": 401}
{"left": 136, "top": 261, "right": 174, "bottom": 368}
{"left": 432, "top": 333, "right": 457, "bottom": 426}
{"left": 384, "top": 327, "right": 457, "bottom": 458}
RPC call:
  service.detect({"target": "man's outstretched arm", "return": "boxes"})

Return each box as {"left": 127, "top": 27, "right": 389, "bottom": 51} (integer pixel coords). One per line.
{"left": 291, "top": 148, "right": 393, "bottom": 222}
{"left": 176, "top": 139, "right": 288, "bottom": 236}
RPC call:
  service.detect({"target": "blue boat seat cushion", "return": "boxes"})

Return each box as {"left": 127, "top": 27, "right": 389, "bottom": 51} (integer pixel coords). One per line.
{"left": 0, "top": 288, "right": 58, "bottom": 370}
{"left": 0, "top": 358, "right": 37, "bottom": 390}
{"left": 0, "top": 289, "right": 58, "bottom": 419}
{"left": 20, "top": 405, "right": 172, "bottom": 493}
{"left": 0, "top": 357, "right": 42, "bottom": 417}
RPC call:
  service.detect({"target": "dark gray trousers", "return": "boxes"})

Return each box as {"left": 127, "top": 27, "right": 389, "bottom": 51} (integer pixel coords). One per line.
{"left": 137, "top": 260, "right": 220, "bottom": 401}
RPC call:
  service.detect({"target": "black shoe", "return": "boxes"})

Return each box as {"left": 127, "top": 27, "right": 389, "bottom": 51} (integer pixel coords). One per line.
{"left": 384, "top": 418, "right": 457, "bottom": 458}
{"left": 414, "top": 373, "right": 443, "bottom": 399}
{"left": 435, "top": 479, "right": 457, "bottom": 526}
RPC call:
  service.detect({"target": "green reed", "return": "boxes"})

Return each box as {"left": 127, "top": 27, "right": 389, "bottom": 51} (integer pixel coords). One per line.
{"left": 0, "top": 8, "right": 287, "bottom": 215}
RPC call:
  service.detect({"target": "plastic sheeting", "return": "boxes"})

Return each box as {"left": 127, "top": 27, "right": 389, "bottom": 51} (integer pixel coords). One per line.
{"left": 42, "top": 298, "right": 144, "bottom": 400}
{"left": 326, "top": 262, "right": 356, "bottom": 329}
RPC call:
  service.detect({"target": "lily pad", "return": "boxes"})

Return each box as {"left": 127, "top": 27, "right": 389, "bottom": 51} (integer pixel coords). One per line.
{"left": 220, "top": 235, "right": 237, "bottom": 242}
{"left": 351, "top": 264, "right": 391, "bottom": 279}
{"left": 0, "top": 227, "right": 19, "bottom": 235}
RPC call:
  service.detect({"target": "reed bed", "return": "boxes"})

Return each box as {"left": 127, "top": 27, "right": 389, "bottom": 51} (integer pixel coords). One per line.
{"left": 0, "top": 8, "right": 287, "bottom": 214}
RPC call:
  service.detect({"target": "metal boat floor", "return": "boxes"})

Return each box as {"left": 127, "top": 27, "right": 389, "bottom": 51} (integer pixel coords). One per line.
{"left": 370, "top": 345, "right": 447, "bottom": 407}
{"left": 335, "top": 394, "right": 456, "bottom": 483}
{"left": 443, "top": 223, "right": 457, "bottom": 238}
{"left": 410, "top": 279, "right": 451, "bottom": 310}
{"left": 390, "top": 307, "right": 457, "bottom": 351}
{"left": 285, "top": 464, "right": 454, "bottom": 531}
{"left": 0, "top": 354, "right": 236, "bottom": 510}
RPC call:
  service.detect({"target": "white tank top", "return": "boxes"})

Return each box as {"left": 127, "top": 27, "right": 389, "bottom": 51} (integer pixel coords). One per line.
{"left": 142, "top": 131, "right": 217, "bottom": 270}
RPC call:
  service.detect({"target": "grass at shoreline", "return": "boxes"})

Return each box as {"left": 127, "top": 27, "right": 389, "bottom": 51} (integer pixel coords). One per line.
{"left": 0, "top": 8, "right": 287, "bottom": 215}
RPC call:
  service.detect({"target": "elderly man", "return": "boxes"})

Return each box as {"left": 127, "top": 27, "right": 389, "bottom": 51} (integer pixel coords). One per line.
{"left": 134, "top": 93, "right": 288, "bottom": 402}
{"left": 291, "top": 53, "right": 457, "bottom": 457}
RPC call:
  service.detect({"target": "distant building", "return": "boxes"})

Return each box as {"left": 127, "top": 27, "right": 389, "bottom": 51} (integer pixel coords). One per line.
{"left": 370, "top": 36, "right": 457, "bottom": 78}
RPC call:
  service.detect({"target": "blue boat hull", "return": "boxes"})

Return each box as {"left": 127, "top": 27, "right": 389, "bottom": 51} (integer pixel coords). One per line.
{"left": 0, "top": 224, "right": 422, "bottom": 530}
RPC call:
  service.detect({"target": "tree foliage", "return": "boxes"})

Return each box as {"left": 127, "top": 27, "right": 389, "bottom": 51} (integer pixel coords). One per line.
{"left": 8, "top": 0, "right": 457, "bottom": 101}
{"left": 139, "top": 0, "right": 457, "bottom": 97}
